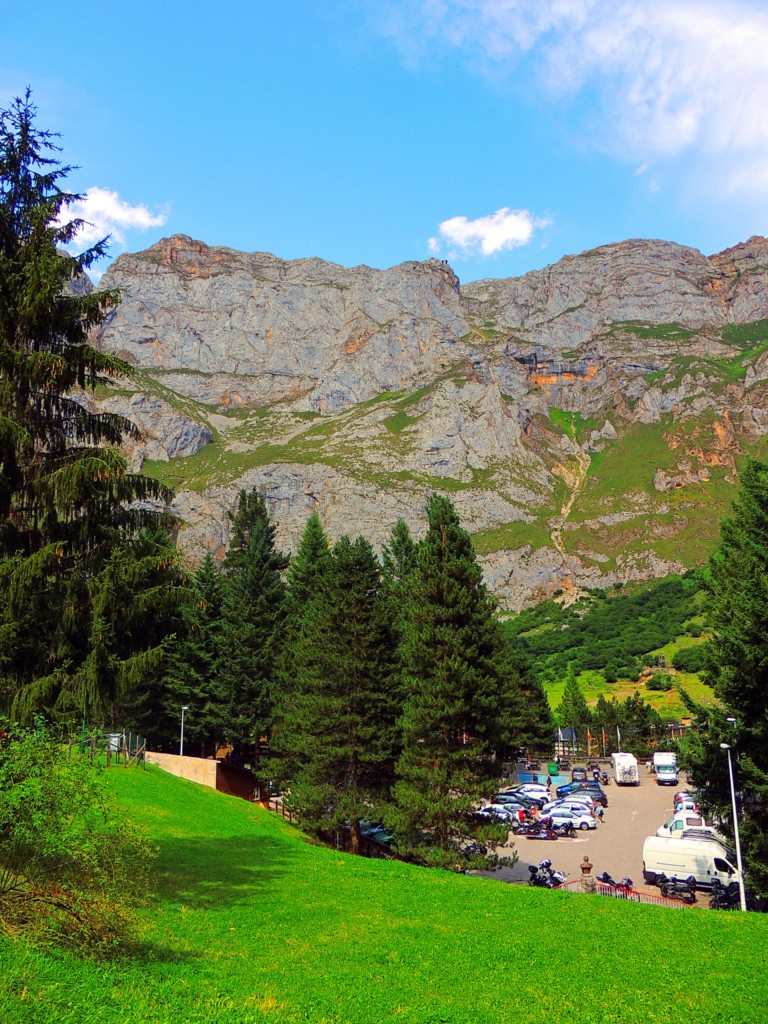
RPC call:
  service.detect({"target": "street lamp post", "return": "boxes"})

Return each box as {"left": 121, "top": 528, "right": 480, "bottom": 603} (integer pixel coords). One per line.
{"left": 180, "top": 705, "right": 189, "bottom": 757}
{"left": 720, "top": 742, "right": 747, "bottom": 912}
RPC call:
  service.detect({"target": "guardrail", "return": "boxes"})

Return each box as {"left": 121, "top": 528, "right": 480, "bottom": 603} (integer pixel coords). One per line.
{"left": 555, "top": 879, "right": 694, "bottom": 908}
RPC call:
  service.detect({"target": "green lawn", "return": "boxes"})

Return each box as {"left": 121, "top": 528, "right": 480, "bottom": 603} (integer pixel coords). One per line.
{"left": 1, "top": 765, "right": 765, "bottom": 1023}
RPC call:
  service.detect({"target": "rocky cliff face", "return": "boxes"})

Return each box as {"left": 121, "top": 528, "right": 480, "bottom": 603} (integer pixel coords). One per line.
{"left": 91, "top": 234, "right": 768, "bottom": 609}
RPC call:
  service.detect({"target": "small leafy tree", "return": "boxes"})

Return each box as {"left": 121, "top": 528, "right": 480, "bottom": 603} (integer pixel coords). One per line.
{"left": 0, "top": 723, "right": 155, "bottom": 949}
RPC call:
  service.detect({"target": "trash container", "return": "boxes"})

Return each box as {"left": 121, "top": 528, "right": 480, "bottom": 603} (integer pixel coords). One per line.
{"left": 548, "top": 761, "right": 559, "bottom": 778}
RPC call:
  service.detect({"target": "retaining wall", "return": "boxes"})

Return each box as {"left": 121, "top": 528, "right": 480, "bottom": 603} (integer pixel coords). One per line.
{"left": 145, "top": 751, "right": 217, "bottom": 789}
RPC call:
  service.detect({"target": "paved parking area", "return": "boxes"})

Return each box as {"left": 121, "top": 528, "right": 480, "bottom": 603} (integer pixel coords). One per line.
{"left": 488, "top": 775, "right": 685, "bottom": 888}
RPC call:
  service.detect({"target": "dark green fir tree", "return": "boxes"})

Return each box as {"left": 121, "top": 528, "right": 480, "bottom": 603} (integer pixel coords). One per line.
{"left": 276, "top": 535, "right": 400, "bottom": 853}
{"left": 392, "top": 494, "right": 521, "bottom": 871}
{"left": 216, "top": 489, "right": 287, "bottom": 765}
{"left": 0, "top": 93, "right": 173, "bottom": 722}
{"left": 678, "top": 457, "right": 768, "bottom": 894}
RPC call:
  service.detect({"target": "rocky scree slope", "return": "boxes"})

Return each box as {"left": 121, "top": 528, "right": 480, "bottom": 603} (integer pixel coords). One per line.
{"left": 90, "top": 233, "right": 768, "bottom": 609}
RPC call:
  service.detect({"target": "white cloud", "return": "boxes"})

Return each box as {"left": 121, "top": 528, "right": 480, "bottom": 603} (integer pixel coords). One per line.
{"left": 428, "top": 206, "right": 550, "bottom": 258}
{"left": 379, "top": 0, "right": 768, "bottom": 199}
{"left": 64, "top": 187, "right": 167, "bottom": 248}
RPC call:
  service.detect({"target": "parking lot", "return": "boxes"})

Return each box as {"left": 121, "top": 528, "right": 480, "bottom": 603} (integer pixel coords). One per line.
{"left": 486, "top": 773, "right": 686, "bottom": 889}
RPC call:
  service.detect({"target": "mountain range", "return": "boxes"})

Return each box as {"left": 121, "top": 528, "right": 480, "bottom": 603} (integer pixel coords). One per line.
{"left": 87, "top": 233, "right": 768, "bottom": 609}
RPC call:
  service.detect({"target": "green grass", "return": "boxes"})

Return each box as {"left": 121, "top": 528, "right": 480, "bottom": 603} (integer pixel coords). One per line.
{"left": 1, "top": 765, "right": 764, "bottom": 1024}
{"left": 605, "top": 321, "right": 697, "bottom": 341}
{"left": 472, "top": 517, "right": 553, "bottom": 555}
{"left": 548, "top": 407, "right": 600, "bottom": 441}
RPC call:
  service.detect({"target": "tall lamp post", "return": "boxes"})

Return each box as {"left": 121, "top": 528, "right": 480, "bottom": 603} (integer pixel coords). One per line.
{"left": 180, "top": 705, "right": 189, "bottom": 757}
{"left": 720, "top": 741, "right": 747, "bottom": 912}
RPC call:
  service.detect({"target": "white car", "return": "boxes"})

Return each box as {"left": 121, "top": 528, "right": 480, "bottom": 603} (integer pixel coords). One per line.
{"left": 541, "top": 798, "right": 596, "bottom": 817}
{"left": 540, "top": 807, "right": 596, "bottom": 831}
{"left": 504, "top": 784, "right": 549, "bottom": 802}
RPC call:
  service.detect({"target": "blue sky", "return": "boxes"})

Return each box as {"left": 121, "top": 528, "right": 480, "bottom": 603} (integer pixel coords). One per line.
{"left": 3, "top": 0, "right": 767, "bottom": 282}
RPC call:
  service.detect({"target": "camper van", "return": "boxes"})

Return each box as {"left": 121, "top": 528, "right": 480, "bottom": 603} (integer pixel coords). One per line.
{"left": 611, "top": 751, "right": 639, "bottom": 786}
{"left": 642, "top": 834, "right": 739, "bottom": 890}
{"left": 653, "top": 751, "right": 678, "bottom": 786}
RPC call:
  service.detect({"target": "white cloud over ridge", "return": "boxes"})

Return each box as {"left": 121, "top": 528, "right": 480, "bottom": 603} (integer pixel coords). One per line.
{"left": 380, "top": 0, "right": 768, "bottom": 198}
{"left": 428, "top": 207, "right": 550, "bottom": 258}
{"left": 66, "top": 187, "right": 167, "bottom": 248}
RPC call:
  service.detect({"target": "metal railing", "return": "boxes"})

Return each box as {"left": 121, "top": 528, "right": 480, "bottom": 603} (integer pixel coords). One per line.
{"left": 555, "top": 879, "right": 694, "bottom": 908}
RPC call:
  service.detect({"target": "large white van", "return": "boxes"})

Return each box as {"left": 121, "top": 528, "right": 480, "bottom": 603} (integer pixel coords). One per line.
{"left": 655, "top": 811, "right": 724, "bottom": 842}
{"left": 642, "top": 834, "right": 738, "bottom": 890}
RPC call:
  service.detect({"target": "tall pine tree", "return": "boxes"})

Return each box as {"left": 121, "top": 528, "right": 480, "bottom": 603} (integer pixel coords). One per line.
{"left": 392, "top": 494, "right": 523, "bottom": 871}
{"left": 216, "top": 489, "right": 287, "bottom": 765}
{"left": 0, "top": 93, "right": 174, "bottom": 721}
{"left": 275, "top": 535, "right": 400, "bottom": 853}
{"left": 679, "top": 457, "right": 768, "bottom": 894}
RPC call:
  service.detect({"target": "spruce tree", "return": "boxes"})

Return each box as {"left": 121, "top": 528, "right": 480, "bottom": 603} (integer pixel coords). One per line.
{"left": 678, "top": 458, "right": 768, "bottom": 893}
{"left": 392, "top": 494, "right": 522, "bottom": 871}
{"left": 216, "top": 489, "right": 287, "bottom": 764}
{"left": 276, "top": 535, "right": 400, "bottom": 852}
{"left": 0, "top": 93, "right": 173, "bottom": 719}
{"left": 162, "top": 553, "right": 227, "bottom": 756}
{"left": 382, "top": 518, "right": 419, "bottom": 587}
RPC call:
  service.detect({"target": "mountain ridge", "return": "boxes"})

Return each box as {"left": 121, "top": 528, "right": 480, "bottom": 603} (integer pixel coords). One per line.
{"left": 89, "top": 233, "right": 768, "bottom": 608}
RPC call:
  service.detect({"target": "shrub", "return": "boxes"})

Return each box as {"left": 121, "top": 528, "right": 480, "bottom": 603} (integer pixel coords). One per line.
{"left": 672, "top": 644, "right": 709, "bottom": 673}
{"left": 0, "top": 724, "right": 156, "bottom": 951}
{"left": 646, "top": 673, "right": 673, "bottom": 692}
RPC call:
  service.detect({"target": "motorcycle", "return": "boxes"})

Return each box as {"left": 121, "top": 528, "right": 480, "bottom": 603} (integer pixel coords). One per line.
{"left": 708, "top": 878, "right": 754, "bottom": 910}
{"left": 552, "top": 821, "right": 577, "bottom": 839}
{"left": 658, "top": 873, "right": 697, "bottom": 904}
{"left": 524, "top": 821, "right": 559, "bottom": 841}
{"left": 528, "top": 859, "right": 567, "bottom": 888}
{"left": 600, "top": 771, "right": 610, "bottom": 786}
{"left": 596, "top": 871, "right": 634, "bottom": 891}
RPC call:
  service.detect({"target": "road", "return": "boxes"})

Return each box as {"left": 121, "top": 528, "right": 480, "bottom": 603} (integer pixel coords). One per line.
{"left": 486, "top": 774, "right": 684, "bottom": 888}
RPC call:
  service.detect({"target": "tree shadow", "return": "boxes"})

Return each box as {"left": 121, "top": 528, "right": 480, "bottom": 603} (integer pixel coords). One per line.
{"left": 150, "top": 833, "right": 298, "bottom": 910}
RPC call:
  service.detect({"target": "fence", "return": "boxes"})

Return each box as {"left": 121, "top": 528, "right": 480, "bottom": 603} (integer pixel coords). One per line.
{"left": 555, "top": 879, "right": 694, "bottom": 909}
{"left": 68, "top": 730, "right": 146, "bottom": 767}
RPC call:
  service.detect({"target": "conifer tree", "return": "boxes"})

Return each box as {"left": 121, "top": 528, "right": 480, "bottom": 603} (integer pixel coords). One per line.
{"left": 392, "top": 494, "right": 522, "bottom": 870}
{"left": 216, "top": 489, "right": 287, "bottom": 763}
{"left": 382, "top": 518, "right": 419, "bottom": 587}
{"left": 678, "top": 457, "right": 768, "bottom": 893}
{"left": 0, "top": 93, "right": 173, "bottom": 719}
{"left": 276, "top": 535, "right": 400, "bottom": 852}
{"left": 161, "top": 553, "right": 227, "bottom": 756}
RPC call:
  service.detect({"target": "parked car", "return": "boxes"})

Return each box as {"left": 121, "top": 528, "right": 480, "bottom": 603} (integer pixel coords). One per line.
{"left": 541, "top": 797, "right": 596, "bottom": 816}
{"left": 540, "top": 806, "right": 596, "bottom": 831}
{"left": 571, "top": 766, "right": 587, "bottom": 781}
{"left": 476, "top": 804, "right": 514, "bottom": 823}
{"left": 492, "top": 793, "right": 526, "bottom": 807}
{"left": 674, "top": 797, "right": 700, "bottom": 814}
{"left": 556, "top": 781, "right": 608, "bottom": 807}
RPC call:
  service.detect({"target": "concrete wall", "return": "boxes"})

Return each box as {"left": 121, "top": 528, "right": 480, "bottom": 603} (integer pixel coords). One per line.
{"left": 145, "top": 751, "right": 217, "bottom": 789}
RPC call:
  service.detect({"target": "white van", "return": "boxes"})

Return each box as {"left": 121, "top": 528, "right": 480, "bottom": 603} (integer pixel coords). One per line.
{"left": 655, "top": 811, "right": 724, "bottom": 842}
{"left": 642, "top": 834, "right": 738, "bottom": 890}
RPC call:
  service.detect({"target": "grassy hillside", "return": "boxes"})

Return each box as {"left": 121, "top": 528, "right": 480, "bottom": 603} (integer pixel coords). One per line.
{"left": 1, "top": 765, "right": 764, "bottom": 1023}
{"left": 505, "top": 573, "right": 716, "bottom": 719}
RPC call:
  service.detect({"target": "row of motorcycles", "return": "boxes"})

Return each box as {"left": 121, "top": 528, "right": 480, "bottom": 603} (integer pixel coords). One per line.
{"left": 654, "top": 874, "right": 754, "bottom": 908}
{"left": 528, "top": 859, "right": 567, "bottom": 888}
{"left": 512, "top": 819, "right": 577, "bottom": 840}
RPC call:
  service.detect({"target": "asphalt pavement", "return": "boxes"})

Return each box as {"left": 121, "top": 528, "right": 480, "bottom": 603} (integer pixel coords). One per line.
{"left": 483, "top": 773, "right": 685, "bottom": 888}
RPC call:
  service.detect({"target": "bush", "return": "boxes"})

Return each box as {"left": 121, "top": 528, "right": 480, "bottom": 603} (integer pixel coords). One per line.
{"left": 646, "top": 673, "right": 673, "bottom": 692}
{"left": 0, "top": 724, "right": 156, "bottom": 951}
{"left": 672, "top": 644, "right": 709, "bottom": 673}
